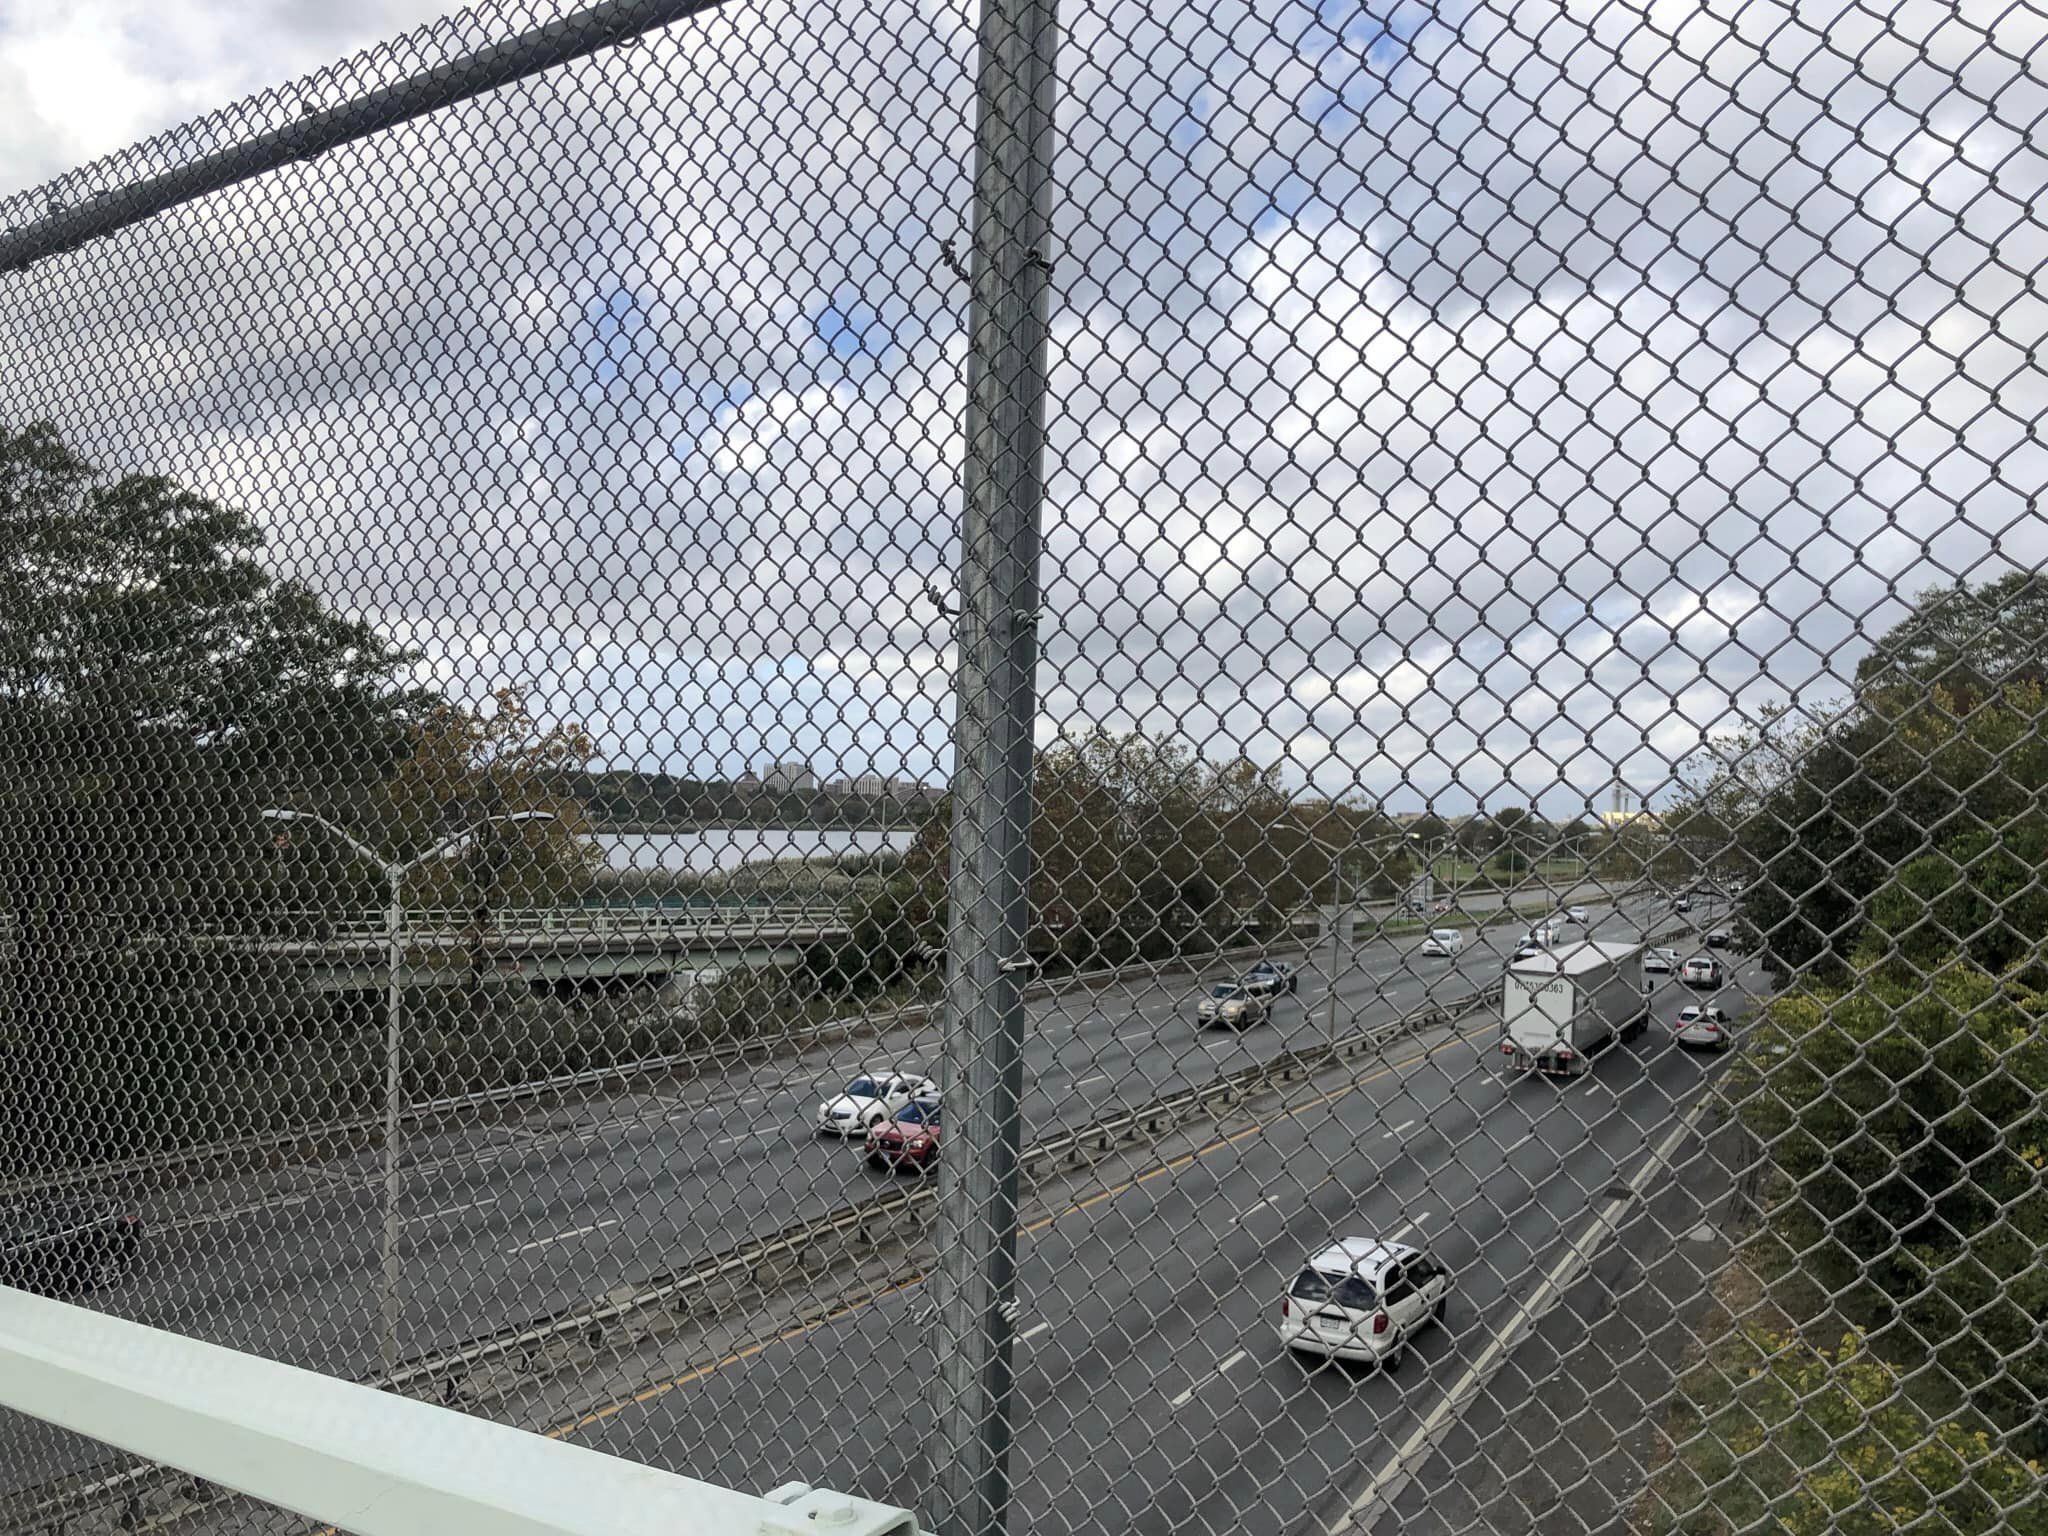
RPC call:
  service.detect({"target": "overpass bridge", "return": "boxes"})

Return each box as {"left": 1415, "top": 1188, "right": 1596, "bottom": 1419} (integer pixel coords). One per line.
{"left": 184, "top": 905, "right": 854, "bottom": 991}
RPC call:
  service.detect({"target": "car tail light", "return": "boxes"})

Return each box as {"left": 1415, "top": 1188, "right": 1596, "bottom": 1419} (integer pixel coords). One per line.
{"left": 1556, "top": 1047, "right": 1574, "bottom": 1060}
{"left": 1281, "top": 1298, "right": 1290, "bottom": 1319}
{"left": 1371, "top": 1312, "right": 1389, "bottom": 1335}
{"left": 1500, "top": 1040, "right": 1514, "bottom": 1054}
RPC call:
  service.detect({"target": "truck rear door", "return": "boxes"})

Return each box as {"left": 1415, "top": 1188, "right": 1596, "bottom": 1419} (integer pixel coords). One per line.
{"left": 1504, "top": 972, "right": 1573, "bottom": 1054}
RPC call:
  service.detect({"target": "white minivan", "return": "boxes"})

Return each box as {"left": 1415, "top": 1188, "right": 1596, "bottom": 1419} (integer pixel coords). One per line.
{"left": 1280, "top": 1238, "right": 1452, "bottom": 1369}
{"left": 1419, "top": 928, "right": 1464, "bottom": 958}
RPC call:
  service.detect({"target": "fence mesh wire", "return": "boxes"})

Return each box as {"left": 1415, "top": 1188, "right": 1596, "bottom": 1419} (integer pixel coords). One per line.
{"left": 1, "top": 1, "right": 2044, "bottom": 1534}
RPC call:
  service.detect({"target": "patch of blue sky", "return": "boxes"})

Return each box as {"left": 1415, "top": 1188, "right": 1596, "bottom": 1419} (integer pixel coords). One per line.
{"left": 813, "top": 292, "right": 893, "bottom": 366}
{"left": 579, "top": 284, "right": 649, "bottom": 388}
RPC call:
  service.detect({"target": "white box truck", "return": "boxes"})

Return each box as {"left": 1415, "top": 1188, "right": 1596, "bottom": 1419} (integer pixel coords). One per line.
{"left": 1500, "top": 940, "right": 1649, "bottom": 1077}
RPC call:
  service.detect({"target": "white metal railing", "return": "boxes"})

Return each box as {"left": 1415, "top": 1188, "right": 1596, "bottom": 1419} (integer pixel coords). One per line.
{"left": 0, "top": 1286, "right": 921, "bottom": 1536}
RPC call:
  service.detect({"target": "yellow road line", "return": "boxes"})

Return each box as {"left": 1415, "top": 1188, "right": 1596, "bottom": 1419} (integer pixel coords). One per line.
{"left": 542, "top": 1015, "right": 1494, "bottom": 1442}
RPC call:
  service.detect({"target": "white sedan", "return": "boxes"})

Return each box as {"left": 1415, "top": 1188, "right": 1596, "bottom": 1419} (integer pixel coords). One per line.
{"left": 815, "top": 1070, "right": 940, "bottom": 1137}
{"left": 1418, "top": 928, "right": 1464, "bottom": 958}
{"left": 1674, "top": 1003, "right": 1734, "bottom": 1051}
{"left": 1643, "top": 947, "right": 1681, "bottom": 974}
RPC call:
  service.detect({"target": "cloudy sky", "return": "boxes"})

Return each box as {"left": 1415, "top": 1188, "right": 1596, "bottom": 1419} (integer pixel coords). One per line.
{"left": 1, "top": 0, "right": 2040, "bottom": 818}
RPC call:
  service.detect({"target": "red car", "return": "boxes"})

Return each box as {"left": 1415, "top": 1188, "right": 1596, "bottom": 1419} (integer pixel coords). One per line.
{"left": 866, "top": 1102, "right": 942, "bottom": 1172}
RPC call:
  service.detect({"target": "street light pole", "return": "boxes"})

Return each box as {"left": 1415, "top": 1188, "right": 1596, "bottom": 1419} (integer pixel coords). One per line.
{"left": 261, "top": 807, "right": 555, "bottom": 1379}
{"left": 379, "top": 869, "right": 404, "bottom": 1381}
{"left": 1322, "top": 857, "right": 1349, "bottom": 1052}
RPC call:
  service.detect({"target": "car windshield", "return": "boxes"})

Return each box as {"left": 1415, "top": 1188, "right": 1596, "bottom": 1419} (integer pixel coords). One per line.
{"left": 896, "top": 1103, "right": 938, "bottom": 1124}
{"left": 1247, "top": 962, "right": 1275, "bottom": 975}
{"left": 1290, "top": 1267, "right": 1379, "bottom": 1312}
{"left": 844, "top": 1077, "right": 881, "bottom": 1098}
{"left": 1431, "top": 930, "right": 1456, "bottom": 941}
{"left": 1209, "top": 984, "right": 1240, "bottom": 999}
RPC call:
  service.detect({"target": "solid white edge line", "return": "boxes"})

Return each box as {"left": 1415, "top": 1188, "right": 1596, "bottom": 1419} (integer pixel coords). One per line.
{"left": 1324, "top": 1095, "right": 1713, "bottom": 1535}
{"left": 507, "top": 1217, "right": 622, "bottom": 1256}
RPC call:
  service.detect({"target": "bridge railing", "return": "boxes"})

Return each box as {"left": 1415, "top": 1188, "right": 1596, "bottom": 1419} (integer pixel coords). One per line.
{"left": 0, "top": 1285, "right": 921, "bottom": 1536}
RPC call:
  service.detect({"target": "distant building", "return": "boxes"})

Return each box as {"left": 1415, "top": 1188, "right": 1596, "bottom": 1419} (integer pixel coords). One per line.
{"left": 816, "top": 771, "right": 941, "bottom": 803}
{"left": 757, "top": 761, "right": 818, "bottom": 792}
{"left": 1598, "top": 808, "right": 1661, "bottom": 831}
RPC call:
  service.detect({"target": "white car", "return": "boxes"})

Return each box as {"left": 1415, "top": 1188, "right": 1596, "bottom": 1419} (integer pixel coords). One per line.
{"left": 1419, "top": 928, "right": 1464, "bottom": 958}
{"left": 1675, "top": 1003, "right": 1733, "bottom": 1051}
{"left": 1520, "top": 925, "right": 1560, "bottom": 950}
{"left": 1681, "top": 955, "right": 1723, "bottom": 988}
{"left": 815, "top": 1069, "right": 939, "bottom": 1137}
{"left": 1280, "top": 1238, "right": 1451, "bottom": 1370}
{"left": 1567, "top": 905, "right": 1588, "bottom": 924}
{"left": 1643, "top": 947, "right": 1681, "bottom": 974}
{"left": 1196, "top": 983, "right": 1269, "bottom": 1029}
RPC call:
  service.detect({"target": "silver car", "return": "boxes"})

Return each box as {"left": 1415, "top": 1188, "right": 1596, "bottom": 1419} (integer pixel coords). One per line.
{"left": 1643, "top": 947, "right": 1680, "bottom": 974}
{"left": 1674, "top": 1003, "right": 1733, "bottom": 1051}
{"left": 1681, "top": 955, "right": 1722, "bottom": 987}
{"left": 1196, "top": 983, "right": 1268, "bottom": 1029}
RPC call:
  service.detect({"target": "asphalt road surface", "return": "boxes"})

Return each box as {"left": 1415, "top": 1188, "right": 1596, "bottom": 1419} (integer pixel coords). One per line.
{"left": 520, "top": 909, "right": 1753, "bottom": 1531}
{"left": 481, "top": 901, "right": 1763, "bottom": 1536}
{"left": 2, "top": 883, "right": 1720, "bottom": 1508}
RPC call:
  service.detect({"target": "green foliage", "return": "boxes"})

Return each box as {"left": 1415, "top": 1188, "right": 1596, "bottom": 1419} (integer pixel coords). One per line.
{"left": 1675, "top": 570, "right": 2048, "bottom": 975}
{"left": 1729, "top": 968, "right": 2048, "bottom": 1449}
{"left": 1855, "top": 571, "right": 2048, "bottom": 704}
{"left": 0, "top": 422, "right": 436, "bottom": 1173}
{"left": 906, "top": 727, "right": 1388, "bottom": 959}
{"left": 1651, "top": 1322, "right": 2046, "bottom": 1536}
{"left": 1656, "top": 574, "right": 2048, "bottom": 1524}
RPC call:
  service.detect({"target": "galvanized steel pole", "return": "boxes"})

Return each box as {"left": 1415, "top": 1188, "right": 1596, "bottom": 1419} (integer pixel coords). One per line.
{"left": 380, "top": 871, "right": 406, "bottom": 1382}
{"left": 931, "top": 0, "right": 1061, "bottom": 1527}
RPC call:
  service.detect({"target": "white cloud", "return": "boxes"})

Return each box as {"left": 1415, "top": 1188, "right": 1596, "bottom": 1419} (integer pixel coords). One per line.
{"left": 1, "top": 0, "right": 2042, "bottom": 812}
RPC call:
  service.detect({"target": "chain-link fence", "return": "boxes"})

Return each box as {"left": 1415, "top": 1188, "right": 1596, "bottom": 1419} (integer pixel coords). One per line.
{"left": 2, "top": 0, "right": 2044, "bottom": 1533}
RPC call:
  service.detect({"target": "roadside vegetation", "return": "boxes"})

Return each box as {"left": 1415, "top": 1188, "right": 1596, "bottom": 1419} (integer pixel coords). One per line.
{"left": 1640, "top": 574, "right": 2048, "bottom": 1532}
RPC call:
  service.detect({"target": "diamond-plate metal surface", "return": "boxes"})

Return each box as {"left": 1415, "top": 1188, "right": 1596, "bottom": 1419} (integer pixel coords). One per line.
{"left": 1, "top": 2, "right": 2044, "bottom": 1535}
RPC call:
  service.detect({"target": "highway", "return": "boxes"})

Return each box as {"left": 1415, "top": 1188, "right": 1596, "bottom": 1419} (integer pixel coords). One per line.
{"left": 3, "top": 884, "right": 1712, "bottom": 1510}
{"left": 479, "top": 899, "right": 1760, "bottom": 1536}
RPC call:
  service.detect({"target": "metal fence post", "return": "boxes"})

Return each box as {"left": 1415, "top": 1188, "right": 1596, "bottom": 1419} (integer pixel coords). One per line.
{"left": 932, "top": 0, "right": 1062, "bottom": 1529}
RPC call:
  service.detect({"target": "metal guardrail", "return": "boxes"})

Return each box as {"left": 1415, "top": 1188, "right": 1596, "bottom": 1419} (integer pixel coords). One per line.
{"left": 0, "top": 937, "right": 1293, "bottom": 1205}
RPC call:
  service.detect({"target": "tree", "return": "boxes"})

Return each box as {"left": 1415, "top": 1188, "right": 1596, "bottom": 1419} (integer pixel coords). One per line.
{"left": 1697, "top": 576, "right": 2048, "bottom": 1474}
{"left": 1855, "top": 571, "right": 2048, "bottom": 705}
{"left": 1729, "top": 962, "right": 2048, "bottom": 1458}
{"left": 1490, "top": 805, "right": 1541, "bottom": 873}
{"left": 1455, "top": 815, "right": 1499, "bottom": 861}
{"left": 1675, "top": 574, "right": 2048, "bottom": 975}
{"left": 368, "top": 687, "right": 600, "bottom": 915}
{"left": 906, "top": 728, "right": 1338, "bottom": 965}
{"left": 0, "top": 421, "right": 427, "bottom": 1171}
